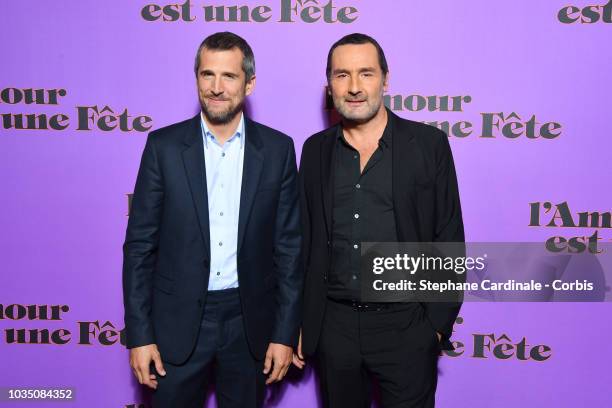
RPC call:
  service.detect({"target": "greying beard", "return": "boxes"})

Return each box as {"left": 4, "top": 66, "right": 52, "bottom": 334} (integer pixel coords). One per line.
{"left": 334, "top": 98, "right": 381, "bottom": 124}
{"left": 201, "top": 100, "right": 244, "bottom": 125}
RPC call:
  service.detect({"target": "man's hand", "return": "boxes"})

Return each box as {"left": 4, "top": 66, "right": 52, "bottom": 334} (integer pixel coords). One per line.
{"left": 263, "top": 343, "right": 293, "bottom": 384}
{"left": 291, "top": 330, "right": 305, "bottom": 369}
{"left": 130, "top": 344, "right": 166, "bottom": 390}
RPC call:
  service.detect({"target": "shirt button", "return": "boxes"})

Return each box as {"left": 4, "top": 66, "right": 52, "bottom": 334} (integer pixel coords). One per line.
{"left": 219, "top": 241, "right": 223, "bottom": 246}
{"left": 221, "top": 152, "right": 226, "bottom": 157}
{"left": 354, "top": 213, "right": 360, "bottom": 219}
{"left": 353, "top": 244, "right": 359, "bottom": 249}
{"left": 353, "top": 155, "right": 358, "bottom": 159}
{"left": 216, "top": 271, "right": 221, "bottom": 276}
{"left": 219, "top": 212, "right": 223, "bottom": 216}
{"left": 352, "top": 275, "right": 357, "bottom": 280}
{"left": 355, "top": 184, "right": 361, "bottom": 189}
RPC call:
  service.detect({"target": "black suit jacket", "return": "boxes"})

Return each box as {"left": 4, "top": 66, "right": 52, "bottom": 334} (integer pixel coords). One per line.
{"left": 299, "top": 109, "right": 464, "bottom": 355}
{"left": 123, "top": 114, "right": 302, "bottom": 364}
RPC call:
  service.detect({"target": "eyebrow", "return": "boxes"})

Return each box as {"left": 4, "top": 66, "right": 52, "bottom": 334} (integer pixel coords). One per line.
{"left": 332, "top": 67, "right": 377, "bottom": 75}
{"left": 200, "top": 69, "right": 240, "bottom": 78}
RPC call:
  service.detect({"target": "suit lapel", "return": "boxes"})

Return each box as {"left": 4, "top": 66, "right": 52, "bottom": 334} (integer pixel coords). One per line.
{"left": 389, "top": 109, "right": 419, "bottom": 241}
{"left": 182, "top": 114, "right": 211, "bottom": 259}
{"left": 237, "top": 118, "right": 264, "bottom": 256}
{"left": 320, "top": 125, "right": 338, "bottom": 239}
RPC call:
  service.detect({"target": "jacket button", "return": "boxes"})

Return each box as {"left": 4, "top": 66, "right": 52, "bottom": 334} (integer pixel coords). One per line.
{"left": 327, "top": 241, "right": 331, "bottom": 247}
{"left": 204, "top": 259, "right": 210, "bottom": 268}
{"left": 197, "top": 299, "right": 203, "bottom": 307}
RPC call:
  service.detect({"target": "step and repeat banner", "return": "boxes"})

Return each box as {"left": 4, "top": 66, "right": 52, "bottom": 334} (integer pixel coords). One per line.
{"left": 1, "top": 1, "right": 611, "bottom": 407}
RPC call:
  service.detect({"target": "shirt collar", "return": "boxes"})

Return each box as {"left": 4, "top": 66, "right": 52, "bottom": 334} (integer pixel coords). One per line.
{"left": 200, "top": 111, "right": 245, "bottom": 148}
{"left": 379, "top": 115, "right": 392, "bottom": 148}
{"left": 336, "top": 112, "right": 392, "bottom": 148}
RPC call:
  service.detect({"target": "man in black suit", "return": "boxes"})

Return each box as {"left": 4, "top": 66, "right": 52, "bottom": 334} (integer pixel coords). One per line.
{"left": 293, "top": 33, "right": 464, "bottom": 407}
{"left": 123, "top": 31, "right": 302, "bottom": 408}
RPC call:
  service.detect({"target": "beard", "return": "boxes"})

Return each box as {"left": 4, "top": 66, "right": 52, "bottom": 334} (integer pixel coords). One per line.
{"left": 200, "top": 96, "right": 244, "bottom": 125}
{"left": 333, "top": 95, "right": 382, "bottom": 123}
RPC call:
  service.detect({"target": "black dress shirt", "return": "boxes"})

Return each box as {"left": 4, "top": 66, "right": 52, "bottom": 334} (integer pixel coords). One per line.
{"left": 328, "top": 117, "right": 398, "bottom": 300}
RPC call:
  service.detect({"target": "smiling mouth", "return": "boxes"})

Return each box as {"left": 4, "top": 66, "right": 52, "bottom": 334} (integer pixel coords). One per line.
{"left": 207, "top": 98, "right": 229, "bottom": 105}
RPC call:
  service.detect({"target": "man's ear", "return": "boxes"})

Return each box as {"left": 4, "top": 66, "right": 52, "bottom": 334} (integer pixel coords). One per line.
{"left": 245, "top": 75, "right": 256, "bottom": 96}
{"left": 383, "top": 71, "right": 389, "bottom": 92}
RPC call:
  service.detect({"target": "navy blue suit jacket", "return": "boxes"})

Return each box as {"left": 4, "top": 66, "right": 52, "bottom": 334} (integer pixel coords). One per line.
{"left": 122, "top": 114, "right": 302, "bottom": 364}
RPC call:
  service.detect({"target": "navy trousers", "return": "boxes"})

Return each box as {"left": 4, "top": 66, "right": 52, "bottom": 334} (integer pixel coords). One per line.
{"left": 152, "top": 288, "right": 265, "bottom": 408}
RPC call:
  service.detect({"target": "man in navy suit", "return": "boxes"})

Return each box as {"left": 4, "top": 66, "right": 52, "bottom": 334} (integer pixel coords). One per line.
{"left": 123, "top": 31, "right": 302, "bottom": 408}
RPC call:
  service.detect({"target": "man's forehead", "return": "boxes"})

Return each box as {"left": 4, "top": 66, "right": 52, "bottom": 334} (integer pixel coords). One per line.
{"left": 199, "top": 48, "right": 243, "bottom": 69}
{"left": 331, "top": 43, "right": 379, "bottom": 68}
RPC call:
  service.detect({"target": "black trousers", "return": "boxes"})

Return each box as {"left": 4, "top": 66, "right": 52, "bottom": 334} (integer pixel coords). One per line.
{"left": 317, "top": 299, "right": 440, "bottom": 408}
{"left": 152, "top": 288, "right": 265, "bottom": 408}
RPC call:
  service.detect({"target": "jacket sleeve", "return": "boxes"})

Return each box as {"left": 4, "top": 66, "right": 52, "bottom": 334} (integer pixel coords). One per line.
{"left": 122, "top": 133, "right": 164, "bottom": 349}
{"left": 299, "top": 142, "right": 312, "bottom": 294}
{"left": 270, "top": 139, "right": 303, "bottom": 347}
{"left": 423, "top": 131, "right": 465, "bottom": 350}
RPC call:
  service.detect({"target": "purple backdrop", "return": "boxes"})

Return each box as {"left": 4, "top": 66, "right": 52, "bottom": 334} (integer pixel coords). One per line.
{"left": 1, "top": 1, "right": 611, "bottom": 407}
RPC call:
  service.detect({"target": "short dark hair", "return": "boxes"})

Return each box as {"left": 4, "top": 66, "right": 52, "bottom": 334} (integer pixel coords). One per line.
{"left": 326, "top": 33, "right": 389, "bottom": 80}
{"left": 194, "top": 31, "right": 255, "bottom": 79}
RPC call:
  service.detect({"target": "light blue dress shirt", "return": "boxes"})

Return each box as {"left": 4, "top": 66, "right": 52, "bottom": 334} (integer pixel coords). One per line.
{"left": 201, "top": 112, "right": 245, "bottom": 291}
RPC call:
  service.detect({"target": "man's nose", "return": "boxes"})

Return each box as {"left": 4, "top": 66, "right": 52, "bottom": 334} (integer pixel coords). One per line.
{"left": 211, "top": 76, "right": 223, "bottom": 95}
{"left": 348, "top": 76, "right": 360, "bottom": 94}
